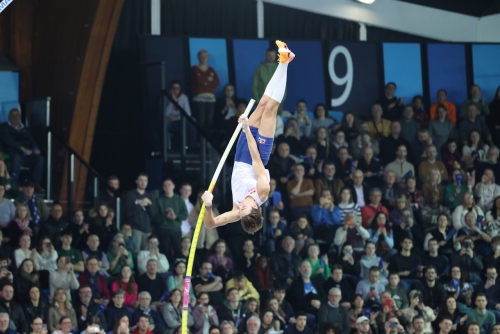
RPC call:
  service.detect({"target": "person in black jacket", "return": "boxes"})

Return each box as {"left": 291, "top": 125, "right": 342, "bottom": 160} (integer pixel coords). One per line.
{"left": 104, "top": 289, "right": 132, "bottom": 331}
{"left": 41, "top": 204, "right": 68, "bottom": 249}
{"left": 271, "top": 237, "right": 301, "bottom": 287}
{"left": 284, "top": 312, "right": 313, "bottom": 334}
{"left": 287, "top": 260, "right": 326, "bottom": 328}
{"left": 73, "top": 285, "right": 108, "bottom": 333}
{"left": 14, "top": 259, "right": 40, "bottom": 305}
{"left": 22, "top": 285, "right": 49, "bottom": 325}
{"left": 322, "top": 265, "right": 355, "bottom": 309}
{"left": 216, "top": 288, "right": 252, "bottom": 333}
{"left": 0, "top": 283, "right": 29, "bottom": 334}
{"left": 413, "top": 266, "right": 447, "bottom": 311}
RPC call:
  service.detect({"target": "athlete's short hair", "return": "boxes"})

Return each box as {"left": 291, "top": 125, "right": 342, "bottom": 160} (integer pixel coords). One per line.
{"left": 241, "top": 208, "right": 263, "bottom": 234}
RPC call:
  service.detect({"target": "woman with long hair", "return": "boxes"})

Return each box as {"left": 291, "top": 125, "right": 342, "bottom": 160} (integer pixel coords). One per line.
{"left": 358, "top": 241, "right": 389, "bottom": 282}
{"left": 311, "top": 103, "right": 337, "bottom": 136}
{"left": 48, "top": 288, "right": 77, "bottom": 332}
{"left": 89, "top": 204, "right": 117, "bottom": 251}
{"left": 111, "top": 265, "right": 138, "bottom": 308}
{"left": 475, "top": 168, "right": 500, "bottom": 212}
{"left": 367, "top": 212, "right": 395, "bottom": 258}
{"left": 189, "top": 191, "right": 219, "bottom": 251}
{"left": 215, "top": 83, "right": 237, "bottom": 126}
{"left": 337, "top": 112, "right": 360, "bottom": 142}
{"left": 49, "top": 255, "right": 79, "bottom": 300}
{"left": 274, "top": 118, "right": 308, "bottom": 156}
{"left": 35, "top": 236, "right": 58, "bottom": 272}
{"left": 462, "top": 130, "right": 489, "bottom": 169}
{"left": 432, "top": 296, "right": 466, "bottom": 334}
{"left": 290, "top": 215, "right": 315, "bottom": 255}
{"left": 422, "top": 167, "right": 445, "bottom": 205}
{"left": 452, "top": 191, "right": 484, "bottom": 230}
{"left": 14, "top": 258, "right": 40, "bottom": 304}
{"left": 111, "top": 315, "right": 130, "bottom": 334}
{"left": 267, "top": 297, "right": 287, "bottom": 330}
{"left": 192, "top": 292, "right": 218, "bottom": 334}
{"left": 23, "top": 285, "right": 49, "bottom": 325}
{"left": 167, "top": 259, "right": 196, "bottom": 303}
{"left": 348, "top": 294, "right": 365, "bottom": 328}
{"left": 245, "top": 298, "right": 260, "bottom": 318}
{"left": 259, "top": 310, "right": 279, "bottom": 333}
{"left": 443, "top": 266, "right": 473, "bottom": 313}
{"left": 428, "top": 104, "right": 455, "bottom": 147}
{"left": 312, "top": 127, "right": 335, "bottom": 162}
{"left": 337, "top": 187, "right": 361, "bottom": 223}
{"left": 7, "top": 203, "right": 35, "bottom": 248}
{"left": 206, "top": 239, "right": 233, "bottom": 280}
{"left": 13, "top": 234, "right": 38, "bottom": 269}
{"left": 162, "top": 288, "right": 194, "bottom": 334}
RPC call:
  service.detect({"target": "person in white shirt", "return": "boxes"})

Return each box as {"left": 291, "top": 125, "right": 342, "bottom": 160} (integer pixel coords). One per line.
{"left": 49, "top": 255, "right": 79, "bottom": 300}
{"left": 137, "top": 235, "right": 169, "bottom": 275}
{"left": 35, "top": 236, "right": 58, "bottom": 272}
{"left": 385, "top": 144, "right": 415, "bottom": 188}
{"left": 179, "top": 183, "right": 194, "bottom": 237}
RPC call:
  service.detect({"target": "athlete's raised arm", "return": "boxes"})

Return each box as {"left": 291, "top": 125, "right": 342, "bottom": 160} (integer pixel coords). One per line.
{"left": 238, "top": 116, "right": 270, "bottom": 200}
{"left": 201, "top": 191, "right": 240, "bottom": 229}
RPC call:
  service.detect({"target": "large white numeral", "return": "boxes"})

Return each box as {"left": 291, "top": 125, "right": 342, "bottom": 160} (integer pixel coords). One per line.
{"left": 328, "top": 46, "right": 353, "bottom": 107}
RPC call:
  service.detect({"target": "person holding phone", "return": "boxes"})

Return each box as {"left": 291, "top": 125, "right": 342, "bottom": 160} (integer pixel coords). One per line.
{"left": 383, "top": 316, "right": 406, "bottom": 334}
{"left": 450, "top": 237, "right": 483, "bottom": 282}
{"left": 475, "top": 169, "right": 500, "bottom": 212}
{"left": 400, "top": 291, "right": 436, "bottom": 333}
{"left": 137, "top": 235, "right": 169, "bottom": 276}
{"left": 49, "top": 256, "right": 79, "bottom": 300}
{"left": 473, "top": 267, "right": 500, "bottom": 323}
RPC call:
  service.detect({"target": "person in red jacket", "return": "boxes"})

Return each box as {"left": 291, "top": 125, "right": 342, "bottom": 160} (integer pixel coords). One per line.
{"left": 132, "top": 315, "right": 154, "bottom": 334}
{"left": 77, "top": 256, "right": 111, "bottom": 304}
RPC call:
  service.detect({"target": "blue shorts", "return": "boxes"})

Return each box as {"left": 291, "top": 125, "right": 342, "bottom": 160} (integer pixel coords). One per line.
{"left": 235, "top": 126, "right": 274, "bottom": 166}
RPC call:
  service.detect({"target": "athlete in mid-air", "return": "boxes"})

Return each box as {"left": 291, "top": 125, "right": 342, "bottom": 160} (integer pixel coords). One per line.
{"left": 201, "top": 40, "right": 295, "bottom": 234}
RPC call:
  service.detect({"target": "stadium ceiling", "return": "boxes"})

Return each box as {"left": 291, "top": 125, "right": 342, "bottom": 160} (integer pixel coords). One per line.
{"left": 261, "top": 0, "right": 500, "bottom": 42}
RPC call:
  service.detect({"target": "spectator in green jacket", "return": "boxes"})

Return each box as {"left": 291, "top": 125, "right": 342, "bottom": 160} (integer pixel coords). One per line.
{"left": 252, "top": 48, "right": 285, "bottom": 114}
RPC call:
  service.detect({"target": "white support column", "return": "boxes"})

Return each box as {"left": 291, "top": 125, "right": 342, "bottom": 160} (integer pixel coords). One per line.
{"left": 151, "top": 0, "right": 161, "bottom": 35}
{"left": 257, "top": 0, "right": 264, "bottom": 38}
{"left": 359, "top": 22, "right": 367, "bottom": 41}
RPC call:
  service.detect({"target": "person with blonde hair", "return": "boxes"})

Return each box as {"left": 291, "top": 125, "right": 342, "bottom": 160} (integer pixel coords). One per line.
{"left": 474, "top": 168, "right": 500, "bottom": 212}
{"left": 422, "top": 167, "right": 445, "bottom": 205}
{"left": 452, "top": 191, "right": 484, "bottom": 230}
{"left": 48, "top": 288, "right": 77, "bottom": 333}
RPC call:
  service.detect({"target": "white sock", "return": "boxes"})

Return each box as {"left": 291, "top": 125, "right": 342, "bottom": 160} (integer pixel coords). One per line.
{"left": 269, "top": 63, "right": 288, "bottom": 103}
{"left": 263, "top": 63, "right": 288, "bottom": 99}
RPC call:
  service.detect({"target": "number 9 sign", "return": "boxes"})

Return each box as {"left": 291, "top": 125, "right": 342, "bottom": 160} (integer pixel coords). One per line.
{"left": 329, "top": 46, "right": 353, "bottom": 107}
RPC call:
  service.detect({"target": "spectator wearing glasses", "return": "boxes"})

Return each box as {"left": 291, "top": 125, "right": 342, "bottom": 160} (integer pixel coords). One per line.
{"left": 317, "top": 288, "right": 350, "bottom": 334}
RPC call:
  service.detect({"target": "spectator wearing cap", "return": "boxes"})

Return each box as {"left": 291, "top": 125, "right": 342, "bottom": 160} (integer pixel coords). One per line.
{"left": 15, "top": 180, "right": 49, "bottom": 230}
{"left": 137, "top": 235, "right": 169, "bottom": 276}
{"left": 317, "top": 288, "right": 350, "bottom": 334}
{"left": 353, "top": 315, "right": 375, "bottom": 334}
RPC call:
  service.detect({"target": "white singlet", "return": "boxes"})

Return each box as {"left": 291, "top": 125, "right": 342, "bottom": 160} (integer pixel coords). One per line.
{"left": 231, "top": 161, "right": 270, "bottom": 206}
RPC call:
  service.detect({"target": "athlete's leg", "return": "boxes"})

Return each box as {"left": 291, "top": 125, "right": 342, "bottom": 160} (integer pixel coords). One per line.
{"left": 248, "top": 94, "right": 270, "bottom": 128}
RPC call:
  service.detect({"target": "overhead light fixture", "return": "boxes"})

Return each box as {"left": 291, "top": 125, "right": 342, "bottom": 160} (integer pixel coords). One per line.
{"left": 356, "top": 0, "right": 375, "bottom": 4}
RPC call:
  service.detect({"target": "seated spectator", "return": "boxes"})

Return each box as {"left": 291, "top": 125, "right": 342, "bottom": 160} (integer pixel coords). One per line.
{"left": 304, "top": 244, "right": 329, "bottom": 281}
{"left": 404, "top": 176, "right": 424, "bottom": 212}
{"left": 421, "top": 238, "right": 449, "bottom": 276}
{"left": 422, "top": 167, "right": 445, "bottom": 205}
{"left": 442, "top": 139, "right": 463, "bottom": 177}
{"left": 268, "top": 143, "right": 296, "bottom": 193}
{"left": 445, "top": 170, "right": 472, "bottom": 210}
{"left": 429, "top": 104, "right": 456, "bottom": 148}
{"left": 57, "top": 229, "right": 84, "bottom": 273}
{"left": 314, "top": 161, "right": 344, "bottom": 203}
{"left": 206, "top": 239, "right": 233, "bottom": 281}
{"left": 361, "top": 188, "right": 390, "bottom": 228}
{"left": 49, "top": 255, "right": 79, "bottom": 300}
{"left": 89, "top": 204, "right": 117, "bottom": 252}
{"left": 350, "top": 121, "right": 379, "bottom": 160}
{"left": 401, "top": 291, "right": 436, "bottom": 333}
{"left": 111, "top": 315, "right": 131, "bottom": 334}
{"left": 81, "top": 316, "right": 106, "bottom": 334}
{"left": 456, "top": 211, "right": 491, "bottom": 255}
{"left": 385, "top": 144, "right": 414, "bottom": 188}
{"left": 260, "top": 310, "right": 280, "bottom": 333}
{"left": 419, "top": 145, "right": 448, "bottom": 185}
{"left": 459, "top": 103, "right": 492, "bottom": 146}
{"left": 353, "top": 315, "right": 377, "bottom": 334}
{"left": 368, "top": 104, "right": 391, "bottom": 140}
{"left": 272, "top": 286, "right": 295, "bottom": 318}
{"left": 267, "top": 178, "right": 284, "bottom": 212}
{"left": 336, "top": 112, "right": 359, "bottom": 142}
{"left": 414, "top": 266, "right": 446, "bottom": 311}
{"left": 162, "top": 289, "right": 193, "bottom": 334}
{"left": 119, "top": 223, "right": 139, "bottom": 257}
{"left": 266, "top": 297, "right": 287, "bottom": 329}
{"left": 349, "top": 170, "right": 370, "bottom": 208}
{"left": 450, "top": 237, "right": 483, "bottom": 282}
{"left": 423, "top": 214, "right": 455, "bottom": 260}
{"left": 82, "top": 234, "right": 110, "bottom": 275}
{"left": 463, "top": 130, "right": 490, "bottom": 170}
{"left": 0, "top": 108, "right": 44, "bottom": 190}
{"left": 481, "top": 236, "right": 500, "bottom": 270}
{"left": 14, "top": 181, "right": 49, "bottom": 230}
{"left": 475, "top": 169, "right": 500, "bottom": 212}
{"left": 443, "top": 266, "right": 474, "bottom": 313}
{"left": 392, "top": 208, "right": 423, "bottom": 254}
{"left": 136, "top": 259, "right": 167, "bottom": 309}
{"left": 131, "top": 292, "right": 164, "bottom": 334}
{"left": 368, "top": 212, "right": 395, "bottom": 258}
{"left": 107, "top": 234, "right": 134, "bottom": 277}
{"left": 380, "top": 170, "right": 403, "bottom": 211}
{"left": 400, "top": 105, "right": 421, "bottom": 144}
{"left": 348, "top": 294, "right": 366, "bottom": 329}
{"left": 41, "top": 204, "right": 68, "bottom": 249}
{"left": 35, "top": 236, "right": 57, "bottom": 272}
{"left": 0, "top": 283, "right": 28, "bottom": 333}
{"left": 484, "top": 201, "right": 500, "bottom": 238}
{"left": 74, "top": 285, "right": 108, "bottom": 332}
{"left": 310, "top": 127, "right": 335, "bottom": 163}
{"left": 310, "top": 103, "right": 336, "bottom": 137}
{"left": 275, "top": 118, "right": 308, "bottom": 157}
{"left": 388, "top": 237, "right": 422, "bottom": 292}
{"left": 336, "top": 147, "right": 354, "bottom": 184}
{"left": 331, "top": 130, "right": 350, "bottom": 158}
{"left": 29, "top": 316, "right": 47, "bottom": 334}
{"left": 289, "top": 215, "right": 313, "bottom": 255}
{"left": 271, "top": 237, "right": 301, "bottom": 287}
{"left": 421, "top": 191, "right": 451, "bottom": 233}
{"left": 474, "top": 267, "right": 500, "bottom": 323}
{"left": 284, "top": 312, "right": 312, "bottom": 334}
{"left": 355, "top": 266, "right": 385, "bottom": 302}
{"left": 167, "top": 259, "right": 195, "bottom": 303}
{"left": 48, "top": 288, "right": 77, "bottom": 333}
{"left": 287, "top": 164, "right": 315, "bottom": 219}
{"left": 192, "top": 261, "right": 224, "bottom": 307}
{"left": 311, "top": 191, "right": 341, "bottom": 244}
{"left": 332, "top": 243, "right": 361, "bottom": 277}
{"left": 7, "top": 203, "right": 35, "bottom": 248}
{"left": 104, "top": 289, "right": 132, "bottom": 328}
{"left": 385, "top": 272, "right": 409, "bottom": 309}
{"left": 265, "top": 210, "right": 288, "bottom": 256}
{"left": 217, "top": 288, "right": 251, "bottom": 332}
{"left": 317, "top": 288, "right": 350, "bottom": 334}
{"left": 52, "top": 316, "right": 74, "bottom": 334}
{"left": 132, "top": 315, "right": 153, "bottom": 334}
{"left": 302, "top": 146, "right": 323, "bottom": 179}
{"left": 473, "top": 146, "right": 500, "bottom": 184}
{"left": 288, "top": 261, "right": 326, "bottom": 327}
{"left": 225, "top": 270, "right": 259, "bottom": 303}
{"left": 414, "top": 129, "right": 442, "bottom": 165}
{"left": 137, "top": 234, "right": 168, "bottom": 276}
{"left": 452, "top": 191, "right": 484, "bottom": 230}
{"left": 333, "top": 212, "right": 369, "bottom": 253}
{"left": 465, "top": 294, "right": 496, "bottom": 334}
{"left": 23, "top": 286, "right": 49, "bottom": 325}
{"left": 236, "top": 240, "right": 259, "bottom": 288}
{"left": 337, "top": 187, "right": 361, "bottom": 222}
{"left": 379, "top": 121, "right": 411, "bottom": 165}
{"left": 0, "top": 184, "right": 15, "bottom": 229}
{"left": 390, "top": 195, "right": 413, "bottom": 226}
{"left": 14, "top": 258, "right": 40, "bottom": 304}
{"left": 13, "top": 234, "right": 37, "bottom": 269}
{"left": 357, "top": 146, "right": 383, "bottom": 188}
{"left": 359, "top": 241, "right": 389, "bottom": 283}
{"left": 77, "top": 256, "right": 111, "bottom": 302}
{"left": 430, "top": 89, "right": 457, "bottom": 125}
{"left": 111, "top": 266, "right": 137, "bottom": 308}
{"left": 191, "top": 292, "right": 219, "bottom": 334}
{"left": 432, "top": 296, "right": 466, "bottom": 334}
{"left": 244, "top": 298, "right": 259, "bottom": 318}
